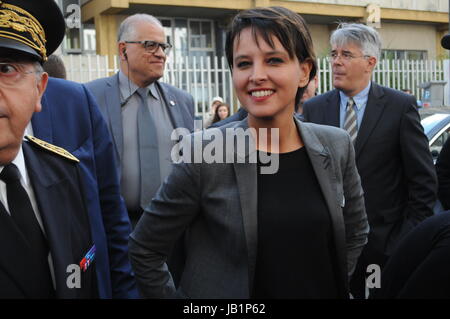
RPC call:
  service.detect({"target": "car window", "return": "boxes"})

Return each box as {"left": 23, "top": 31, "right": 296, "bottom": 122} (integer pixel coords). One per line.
{"left": 430, "top": 127, "right": 450, "bottom": 159}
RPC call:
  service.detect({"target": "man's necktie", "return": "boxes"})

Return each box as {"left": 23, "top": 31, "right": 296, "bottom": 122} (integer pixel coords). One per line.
{"left": 136, "top": 87, "right": 161, "bottom": 209}
{"left": 344, "top": 97, "right": 358, "bottom": 143}
{"left": 0, "top": 163, "right": 54, "bottom": 297}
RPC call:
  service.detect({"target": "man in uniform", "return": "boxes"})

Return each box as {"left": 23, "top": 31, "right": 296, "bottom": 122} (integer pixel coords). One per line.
{"left": 0, "top": 0, "right": 97, "bottom": 298}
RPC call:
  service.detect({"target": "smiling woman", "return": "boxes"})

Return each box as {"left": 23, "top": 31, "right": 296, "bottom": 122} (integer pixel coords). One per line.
{"left": 231, "top": 28, "right": 310, "bottom": 132}
{"left": 129, "top": 6, "right": 369, "bottom": 299}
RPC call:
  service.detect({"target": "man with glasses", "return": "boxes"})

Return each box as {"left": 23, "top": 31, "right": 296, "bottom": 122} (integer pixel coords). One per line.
{"left": 86, "top": 14, "right": 195, "bottom": 228}
{"left": 0, "top": 0, "right": 97, "bottom": 298}
{"left": 303, "top": 23, "right": 437, "bottom": 298}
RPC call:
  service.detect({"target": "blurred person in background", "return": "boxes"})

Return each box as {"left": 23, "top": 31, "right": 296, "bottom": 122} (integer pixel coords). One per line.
{"left": 86, "top": 14, "right": 195, "bottom": 228}
{"left": 303, "top": 23, "right": 437, "bottom": 298}
{"left": 203, "top": 96, "right": 224, "bottom": 128}
{"left": 297, "top": 74, "right": 318, "bottom": 114}
{"left": 210, "top": 102, "right": 230, "bottom": 126}
{"left": 43, "top": 54, "right": 66, "bottom": 79}
{"left": 370, "top": 32, "right": 450, "bottom": 300}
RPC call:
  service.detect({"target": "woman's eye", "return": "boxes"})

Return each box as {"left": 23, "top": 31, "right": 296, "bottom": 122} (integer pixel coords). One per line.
{"left": 0, "top": 64, "right": 18, "bottom": 75}
{"left": 236, "top": 61, "right": 251, "bottom": 68}
{"left": 268, "top": 57, "right": 283, "bottom": 64}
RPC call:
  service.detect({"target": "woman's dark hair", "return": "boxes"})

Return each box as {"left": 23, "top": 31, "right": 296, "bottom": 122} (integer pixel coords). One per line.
{"left": 212, "top": 103, "right": 230, "bottom": 124}
{"left": 225, "top": 6, "right": 317, "bottom": 107}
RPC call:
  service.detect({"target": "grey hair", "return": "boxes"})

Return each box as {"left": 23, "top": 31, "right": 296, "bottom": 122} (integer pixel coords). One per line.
{"left": 118, "top": 14, "right": 162, "bottom": 42}
{"left": 34, "top": 61, "right": 44, "bottom": 80}
{"left": 330, "top": 23, "right": 382, "bottom": 60}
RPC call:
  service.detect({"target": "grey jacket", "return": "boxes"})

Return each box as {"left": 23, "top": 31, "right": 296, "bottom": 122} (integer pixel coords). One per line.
{"left": 129, "top": 117, "right": 369, "bottom": 299}
{"left": 85, "top": 73, "right": 195, "bottom": 178}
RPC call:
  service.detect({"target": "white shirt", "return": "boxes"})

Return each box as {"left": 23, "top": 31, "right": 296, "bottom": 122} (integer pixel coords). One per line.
{"left": 25, "top": 122, "right": 34, "bottom": 136}
{"left": 0, "top": 145, "right": 56, "bottom": 288}
{"left": 339, "top": 81, "right": 371, "bottom": 130}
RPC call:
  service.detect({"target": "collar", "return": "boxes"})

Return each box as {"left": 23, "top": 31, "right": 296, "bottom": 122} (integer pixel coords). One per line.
{"left": 25, "top": 122, "right": 34, "bottom": 136}
{"left": 0, "top": 145, "right": 29, "bottom": 187}
{"left": 339, "top": 81, "right": 371, "bottom": 110}
{"left": 118, "top": 71, "right": 159, "bottom": 102}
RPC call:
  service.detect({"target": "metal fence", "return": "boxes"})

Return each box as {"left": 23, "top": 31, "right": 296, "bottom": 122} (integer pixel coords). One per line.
{"left": 61, "top": 54, "right": 447, "bottom": 115}
{"left": 316, "top": 57, "right": 445, "bottom": 100}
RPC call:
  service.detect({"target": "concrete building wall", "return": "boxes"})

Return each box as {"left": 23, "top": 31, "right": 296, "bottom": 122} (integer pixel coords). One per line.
{"left": 307, "top": 22, "right": 439, "bottom": 59}
{"left": 379, "top": 22, "right": 437, "bottom": 57}
{"left": 287, "top": 0, "right": 449, "bottom": 12}
{"left": 308, "top": 24, "right": 332, "bottom": 57}
{"left": 81, "top": 0, "right": 449, "bottom": 60}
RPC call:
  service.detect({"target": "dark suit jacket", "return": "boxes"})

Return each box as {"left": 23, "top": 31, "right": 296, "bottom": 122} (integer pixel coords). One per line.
{"left": 372, "top": 211, "right": 450, "bottom": 298}
{"left": 85, "top": 73, "right": 195, "bottom": 180}
{"left": 129, "top": 118, "right": 369, "bottom": 299}
{"left": 32, "top": 77, "right": 138, "bottom": 299}
{"left": 303, "top": 82, "right": 437, "bottom": 257}
{"left": 0, "top": 142, "right": 97, "bottom": 298}
{"left": 437, "top": 137, "right": 450, "bottom": 210}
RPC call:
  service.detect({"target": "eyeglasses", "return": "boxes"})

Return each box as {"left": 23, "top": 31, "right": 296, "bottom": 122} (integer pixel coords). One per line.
{"left": 326, "top": 52, "right": 370, "bottom": 62}
{"left": 124, "top": 40, "right": 172, "bottom": 55}
{"left": 0, "top": 62, "right": 38, "bottom": 87}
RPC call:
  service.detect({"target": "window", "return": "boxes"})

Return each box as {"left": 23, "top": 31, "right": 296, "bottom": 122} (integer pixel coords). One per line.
{"left": 64, "top": 28, "right": 82, "bottom": 53}
{"left": 83, "top": 24, "right": 96, "bottom": 53}
{"left": 189, "top": 20, "right": 213, "bottom": 49}
{"left": 174, "top": 19, "right": 188, "bottom": 60}
{"left": 58, "top": 0, "right": 82, "bottom": 53}
{"left": 381, "top": 50, "right": 427, "bottom": 60}
{"left": 161, "top": 19, "right": 174, "bottom": 48}
{"left": 157, "top": 17, "right": 215, "bottom": 64}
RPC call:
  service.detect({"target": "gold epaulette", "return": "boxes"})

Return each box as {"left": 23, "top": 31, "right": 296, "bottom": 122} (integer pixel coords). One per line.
{"left": 25, "top": 135, "right": 80, "bottom": 163}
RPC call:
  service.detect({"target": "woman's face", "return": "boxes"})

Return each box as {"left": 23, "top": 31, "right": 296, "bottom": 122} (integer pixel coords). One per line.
{"left": 232, "top": 28, "right": 310, "bottom": 121}
{"left": 217, "top": 105, "right": 229, "bottom": 119}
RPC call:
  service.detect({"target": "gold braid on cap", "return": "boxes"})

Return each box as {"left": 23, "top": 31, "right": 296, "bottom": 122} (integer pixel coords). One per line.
{"left": 0, "top": 1, "right": 47, "bottom": 60}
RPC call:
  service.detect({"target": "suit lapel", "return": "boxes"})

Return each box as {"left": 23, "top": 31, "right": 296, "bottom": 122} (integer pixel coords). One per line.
{"left": 297, "top": 120, "right": 341, "bottom": 218}
{"left": 233, "top": 163, "right": 257, "bottom": 295}
{"left": 231, "top": 119, "right": 258, "bottom": 295}
{"left": 297, "top": 119, "right": 348, "bottom": 293}
{"left": 22, "top": 143, "right": 77, "bottom": 298}
{"left": 157, "top": 82, "right": 186, "bottom": 129}
{"left": 105, "top": 74, "right": 124, "bottom": 163}
{"left": 326, "top": 90, "right": 341, "bottom": 127}
{"left": 354, "top": 83, "right": 385, "bottom": 159}
{"left": 31, "top": 94, "right": 54, "bottom": 142}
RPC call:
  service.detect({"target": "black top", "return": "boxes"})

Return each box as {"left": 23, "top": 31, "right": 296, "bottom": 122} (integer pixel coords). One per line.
{"left": 252, "top": 147, "right": 339, "bottom": 299}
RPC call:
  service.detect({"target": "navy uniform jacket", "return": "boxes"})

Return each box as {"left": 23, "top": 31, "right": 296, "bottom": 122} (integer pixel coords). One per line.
{"left": 31, "top": 77, "right": 138, "bottom": 298}
{"left": 0, "top": 140, "right": 97, "bottom": 298}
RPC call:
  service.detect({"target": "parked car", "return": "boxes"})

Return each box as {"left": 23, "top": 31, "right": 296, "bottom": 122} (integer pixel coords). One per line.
{"left": 421, "top": 113, "right": 450, "bottom": 162}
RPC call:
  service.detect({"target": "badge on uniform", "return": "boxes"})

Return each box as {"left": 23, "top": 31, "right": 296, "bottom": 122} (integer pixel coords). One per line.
{"left": 79, "top": 245, "right": 96, "bottom": 272}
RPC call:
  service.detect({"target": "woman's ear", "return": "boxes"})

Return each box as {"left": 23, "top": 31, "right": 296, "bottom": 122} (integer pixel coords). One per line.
{"left": 298, "top": 59, "right": 313, "bottom": 88}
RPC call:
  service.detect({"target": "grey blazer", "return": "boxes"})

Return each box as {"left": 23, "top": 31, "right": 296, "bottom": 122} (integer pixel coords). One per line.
{"left": 85, "top": 73, "right": 195, "bottom": 178}
{"left": 129, "top": 117, "right": 369, "bottom": 299}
